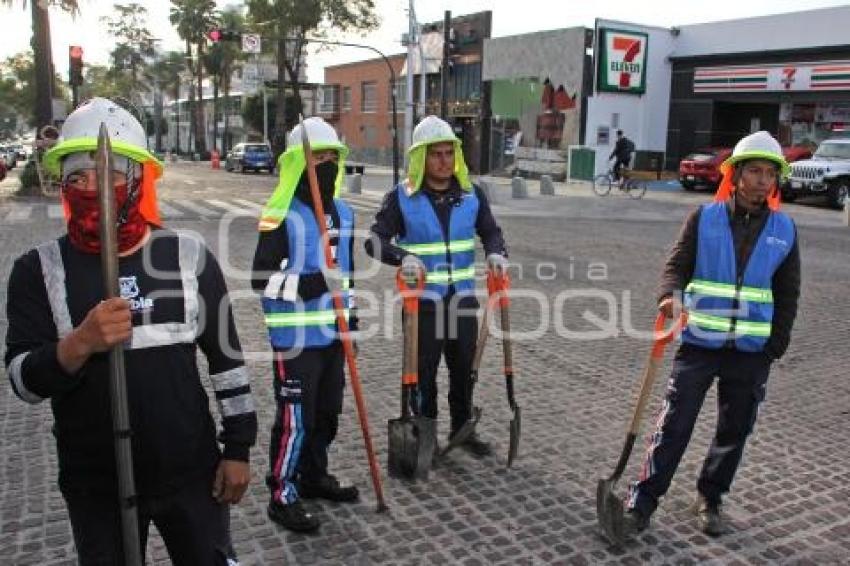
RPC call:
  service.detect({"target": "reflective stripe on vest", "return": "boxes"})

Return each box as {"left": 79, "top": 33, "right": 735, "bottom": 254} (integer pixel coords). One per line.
{"left": 261, "top": 198, "right": 354, "bottom": 349}
{"left": 682, "top": 202, "right": 795, "bottom": 352}
{"left": 396, "top": 184, "right": 479, "bottom": 296}
{"left": 36, "top": 235, "right": 201, "bottom": 351}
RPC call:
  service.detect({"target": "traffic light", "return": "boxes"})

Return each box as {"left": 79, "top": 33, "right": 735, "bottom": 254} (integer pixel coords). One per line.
{"left": 69, "top": 45, "right": 83, "bottom": 87}
{"left": 207, "top": 29, "right": 240, "bottom": 43}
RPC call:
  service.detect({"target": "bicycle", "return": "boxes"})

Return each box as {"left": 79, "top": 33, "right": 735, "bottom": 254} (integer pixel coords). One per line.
{"left": 592, "top": 164, "right": 647, "bottom": 199}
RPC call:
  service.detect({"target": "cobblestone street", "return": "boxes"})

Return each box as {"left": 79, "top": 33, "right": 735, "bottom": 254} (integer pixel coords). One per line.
{"left": 1, "top": 164, "right": 848, "bottom": 564}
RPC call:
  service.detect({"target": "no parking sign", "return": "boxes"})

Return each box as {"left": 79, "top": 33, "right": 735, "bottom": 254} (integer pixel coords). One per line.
{"left": 242, "top": 34, "right": 261, "bottom": 54}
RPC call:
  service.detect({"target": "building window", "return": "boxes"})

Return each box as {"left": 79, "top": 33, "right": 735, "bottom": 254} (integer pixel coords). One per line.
{"left": 320, "top": 85, "right": 338, "bottom": 113}
{"left": 342, "top": 87, "right": 351, "bottom": 111}
{"left": 450, "top": 62, "right": 482, "bottom": 101}
{"left": 361, "top": 81, "right": 377, "bottom": 112}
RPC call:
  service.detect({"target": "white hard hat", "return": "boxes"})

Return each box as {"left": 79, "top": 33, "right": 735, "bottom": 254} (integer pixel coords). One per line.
{"left": 287, "top": 117, "right": 344, "bottom": 150}
{"left": 722, "top": 130, "right": 790, "bottom": 178}
{"left": 44, "top": 97, "right": 162, "bottom": 177}
{"left": 410, "top": 115, "right": 457, "bottom": 153}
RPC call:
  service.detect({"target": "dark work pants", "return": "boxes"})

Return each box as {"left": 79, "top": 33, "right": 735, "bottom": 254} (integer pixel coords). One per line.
{"left": 415, "top": 303, "right": 479, "bottom": 435}
{"left": 63, "top": 478, "right": 231, "bottom": 565}
{"left": 268, "top": 343, "right": 345, "bottom": 504}
{"left": 627, "top": 344, "right": 771, "bottom": 518}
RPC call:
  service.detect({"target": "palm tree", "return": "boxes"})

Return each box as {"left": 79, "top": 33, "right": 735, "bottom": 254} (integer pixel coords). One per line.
{"left": 2, "top": 1, "right": 80, "bottom": 131}
{"left": 150, "top": 51, "right": 187, "bottom": 153}
{"left": 216, "top": 7, "right": 244, "bottom": 153}
{"left": 169, "top": 0, "right": 218, "bottom": 155}
{"left": 203, "top": 47, "right": 223, "bottom": 152}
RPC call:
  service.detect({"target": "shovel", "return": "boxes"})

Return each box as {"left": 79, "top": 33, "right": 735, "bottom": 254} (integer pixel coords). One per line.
{"left": 438, "top": 283, "right": 492, "bottom": 458}
{"left": 596, "top": 312, "right": 686, "bottom": 546}
{"left": 388, "top": 269, "right": 437, "bottom": 479}
{"left": 490, "top": 271, "right": 521, "bottom": 467}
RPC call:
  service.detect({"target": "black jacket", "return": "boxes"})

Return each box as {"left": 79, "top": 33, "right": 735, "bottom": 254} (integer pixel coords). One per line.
{"left": 5, "top": 231, "right": 258, "bottom": 496}
{"left": 658, "top": 198, "right": 801, "bottom": 359}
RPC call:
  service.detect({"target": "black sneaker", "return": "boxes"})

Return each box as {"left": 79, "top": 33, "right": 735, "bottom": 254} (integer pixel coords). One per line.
{"left": 622, "top": 508, "right": 649, "bottom": 537}
{"left": 452, "top": 431, "right": 492, "bottom": 457}
{"left": 267, "top": 500, "right": 320, "bottom": 533}
{"left": 298, "top": 475, "right": 359, "bottom": 503}
{"left": 694, "top": 494, "right": 725, "bottom": 537}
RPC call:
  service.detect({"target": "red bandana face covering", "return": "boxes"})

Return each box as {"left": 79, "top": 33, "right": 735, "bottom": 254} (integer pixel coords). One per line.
{"left": 63, "top": 184, "right": 148, "bottom": 254}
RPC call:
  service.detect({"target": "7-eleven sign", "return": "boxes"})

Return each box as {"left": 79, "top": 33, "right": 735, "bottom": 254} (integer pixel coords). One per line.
{"left": 597, "top": 28, "right": 649, "bottom": 95}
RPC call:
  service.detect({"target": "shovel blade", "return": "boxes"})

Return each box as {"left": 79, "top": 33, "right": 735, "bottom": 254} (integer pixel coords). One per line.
{"left": 596, "top": 477, "right": 626, "bottom": 547}
{"left": 439, "top": 406, "right": 482, "bottom": 457}
{"left": 414, "top": 416, "right": 437, "bottom": 479}
{"left": 506, "top": 405, "right": 521, "bottom": 467}
{"left": 388, "top": 416, "right": 436, "bottom": 480}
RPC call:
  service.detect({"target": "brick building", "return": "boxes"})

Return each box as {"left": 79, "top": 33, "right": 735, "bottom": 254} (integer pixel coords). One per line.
{"left": 319, "top": 54, "right": 405, "bottom": 168}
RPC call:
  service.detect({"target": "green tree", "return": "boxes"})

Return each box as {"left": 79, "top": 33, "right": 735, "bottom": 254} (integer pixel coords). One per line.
{"left": 149, "top": 51, "right": 187, "bottom": 152}
{"left": 216, "top": 7, "right": 245, "bottom": 152}
{"left": 1, "top": 1, "right": 79, "bottom": 133}
{"left": 170, "top": 0, "right": 219, "bottom": 155}
{"left": 245, "top": 0, "right": 379, "bottom": 156}
{"left": 0, "top": 51, "right": 69, "bottom": 126}
{"left": 101, "top": 3, "right": 156, "bottom": 94}
{"left": 241, "top": 91, "right": 298, "bottom": 138}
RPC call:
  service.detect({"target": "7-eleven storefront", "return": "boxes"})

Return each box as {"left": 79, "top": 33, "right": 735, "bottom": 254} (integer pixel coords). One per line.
{"left": 667, "top": 53, "right": 850, "bottom": 166}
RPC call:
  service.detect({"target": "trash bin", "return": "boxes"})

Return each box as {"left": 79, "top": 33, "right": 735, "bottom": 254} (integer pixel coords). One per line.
{"left": 569, "top": 147, "right": 595, "bottom": 181}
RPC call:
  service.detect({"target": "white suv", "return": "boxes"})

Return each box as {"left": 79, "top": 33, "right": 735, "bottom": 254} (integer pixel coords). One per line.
{"left": 788, "top": 138, "right": 850, "bottom": 209}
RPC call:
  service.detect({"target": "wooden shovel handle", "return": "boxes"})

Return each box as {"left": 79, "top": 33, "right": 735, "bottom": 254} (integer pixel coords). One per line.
{"left": 627, "top": 313, "right": 687, "bottom": 436}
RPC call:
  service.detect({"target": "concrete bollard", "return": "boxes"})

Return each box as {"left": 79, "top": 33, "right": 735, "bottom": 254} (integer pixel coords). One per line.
{"left": 511, "top": 176, "right": 528, "bottom": 199}
{"left": 539, "top": 175, "right": 555, "bottom": 196}
{"left": 845, "top": 194, "right": 850, "bottom": 227}
{"left": 347, "top": 173, "right": 362, "bottom": 194}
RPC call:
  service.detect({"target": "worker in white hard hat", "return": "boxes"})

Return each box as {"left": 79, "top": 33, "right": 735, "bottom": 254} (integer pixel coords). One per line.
{"left": 622, "top": 131, "right": 801, "bottom": 539}
{"left": 5, "top": 97, "right": 257, "bottom": 564}
{"left": 365, "top": 115, "right": 509, "bottom": 460}
{"left": 253, "top": 117, "right": 359, "bottom": 534}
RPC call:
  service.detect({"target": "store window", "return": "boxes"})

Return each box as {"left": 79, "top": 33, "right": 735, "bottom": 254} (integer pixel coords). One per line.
{"left": 783, "top": 102, "right": 850, "bottom": 146}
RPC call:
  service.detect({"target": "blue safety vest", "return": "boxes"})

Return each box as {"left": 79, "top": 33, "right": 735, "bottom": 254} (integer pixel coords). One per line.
{"left": 396, "top": 184, "right": 479, "bottom": 297}
{"left": 682, "top": 202, "right": 795, "bottom": 352}
{"left": 262, "top": 198, "right": 353, "bottom": 349}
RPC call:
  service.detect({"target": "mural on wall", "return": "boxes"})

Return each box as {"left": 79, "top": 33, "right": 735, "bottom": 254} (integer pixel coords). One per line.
{"left": 536, "top": 77, "right": 578, "bottom": 148}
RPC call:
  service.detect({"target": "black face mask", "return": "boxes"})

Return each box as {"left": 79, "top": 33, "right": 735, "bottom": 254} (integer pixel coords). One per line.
{"left": 296, "top": 161, "right": 338, "bottom": 206}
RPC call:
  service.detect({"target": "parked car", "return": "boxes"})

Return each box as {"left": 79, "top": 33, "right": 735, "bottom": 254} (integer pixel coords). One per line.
{"left": 786, "top": 138, "right": 850, "bottom": 208}
{"left": 680, "top": 144, "right": 813, "bottom": 192}
{"left": 0, "top": 158, "right": 6, "bottom": 182}
{"left": 1, "top": 146, "right": 18, "bottom": 170}
{"left": 12, "top": 144, "right": 28, "bottom": 161}
{"left": 225, "top": 143, "right": 275, "bottom": 174}
{"left": 678, "top": 148, "right": 732, "bottom": 190}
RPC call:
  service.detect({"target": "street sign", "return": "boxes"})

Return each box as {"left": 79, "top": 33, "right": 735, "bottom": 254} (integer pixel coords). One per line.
{"left": 242, "top": 63, "right": 260, "bottom": 93}
{"left": 242, "top": 34, "right": 261, "bottom": 54}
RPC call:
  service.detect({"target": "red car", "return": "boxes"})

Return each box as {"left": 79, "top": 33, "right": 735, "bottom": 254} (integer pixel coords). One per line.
{"left": 679, "top": 148, "right": 732, "bottom": 191}
{"left": 679, "top": 145, "right": 813, "bottom": 191}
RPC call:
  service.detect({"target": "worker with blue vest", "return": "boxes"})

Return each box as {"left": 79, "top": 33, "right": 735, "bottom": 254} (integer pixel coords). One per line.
{"left": 624, "top": 131, "right": 801, "bottom": 538}
{"left": 252, "top": 118, "right": 359, "bottom": 534}
{"left": 366, "top": 115, "right": 508, "bottom": 457}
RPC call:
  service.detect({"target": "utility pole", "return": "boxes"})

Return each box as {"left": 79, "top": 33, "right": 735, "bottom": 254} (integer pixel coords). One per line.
{"left": 404, "top": 0, "right": 415, "bottom": 151}
{"left": 440, "top": 11, "right": 451, "bottom": 120}
{"left": 410, "top": 1, "right": 426, "bottom": 122}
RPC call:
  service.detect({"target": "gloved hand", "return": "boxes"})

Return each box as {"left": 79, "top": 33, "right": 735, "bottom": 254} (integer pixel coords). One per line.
{"left": 486, "top": 253, "right": 509, "bottom": 275}
{"left": 658, "top": 295, "right": 683, "bottom": 319}
{"left": 401, "top": 254, "right": 426, "bottom": 283}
